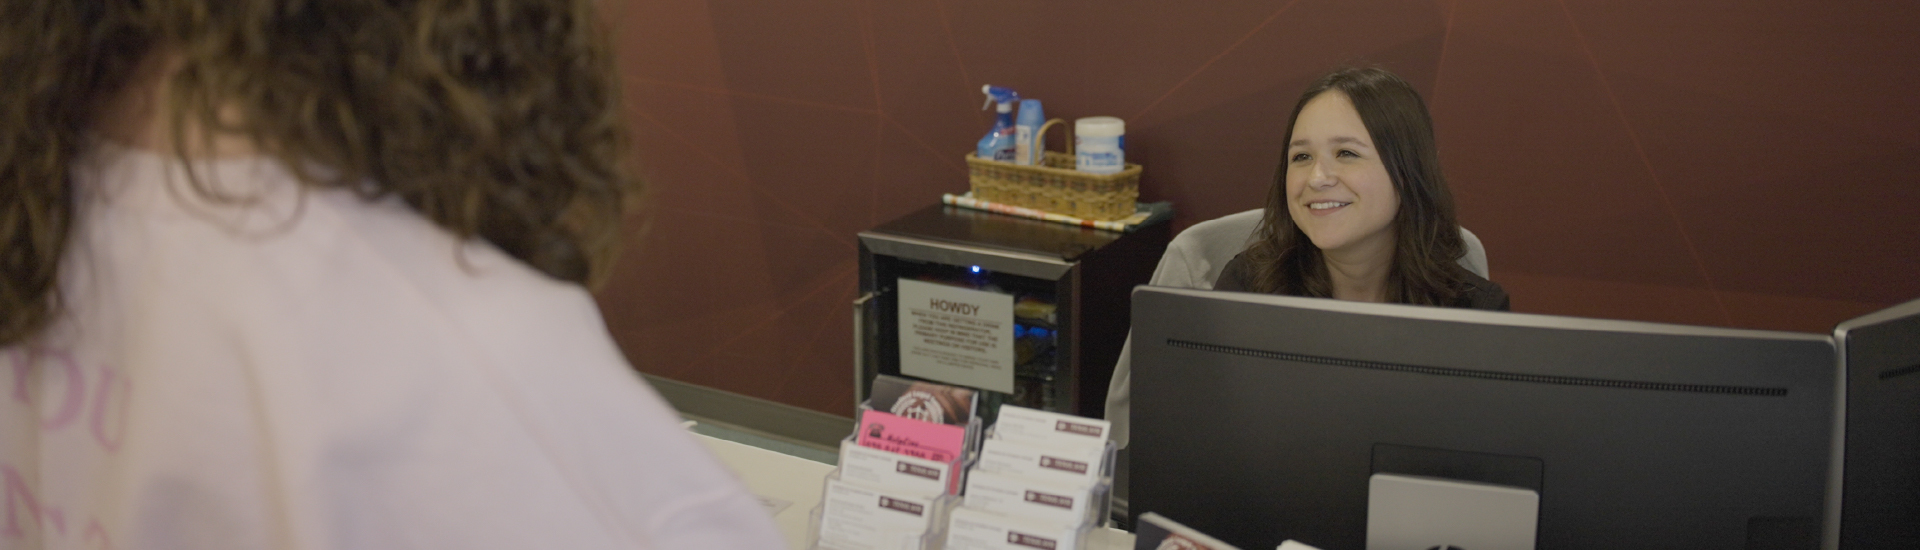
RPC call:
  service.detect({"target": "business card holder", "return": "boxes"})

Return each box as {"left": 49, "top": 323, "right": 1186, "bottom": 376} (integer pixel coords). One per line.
{"left": 980, "top": 425, "right": 1118, "bottom": 530}
{"left": 805, "top": 402, "right": 985, "bottom": 549}
{"left": 807, "top": 470, "right": 960, "bottom": 550}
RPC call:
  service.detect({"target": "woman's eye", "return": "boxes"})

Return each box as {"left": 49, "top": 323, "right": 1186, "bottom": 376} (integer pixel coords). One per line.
{"left": 1337, "top": 149, "right": 1359, "bottom": 158}
{"left": 1290, "top": 153, "right": 1311, "bottom": 162}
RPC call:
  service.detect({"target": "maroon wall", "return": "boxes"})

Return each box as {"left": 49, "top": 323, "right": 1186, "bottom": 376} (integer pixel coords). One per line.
{"left": 598, "top": 0, "right": 1920, "bottom": 417}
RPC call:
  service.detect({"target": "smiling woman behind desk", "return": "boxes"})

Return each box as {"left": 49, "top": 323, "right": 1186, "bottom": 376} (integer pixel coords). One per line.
{"left": 1216, "top": 66, "right": 1508, "bottom": 310}
{"left": 1102, "top": 67, "right": 1509, "bottom": 453}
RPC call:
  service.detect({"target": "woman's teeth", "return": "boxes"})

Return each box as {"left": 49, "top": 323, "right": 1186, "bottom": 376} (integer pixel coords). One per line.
{"left": 1309, "top": 202, "right": 1351, "bottom": 210}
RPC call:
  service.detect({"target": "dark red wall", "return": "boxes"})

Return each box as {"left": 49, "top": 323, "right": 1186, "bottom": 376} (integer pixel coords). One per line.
{"left": 598, "top": 0, "right": 1920, "bottom": 417}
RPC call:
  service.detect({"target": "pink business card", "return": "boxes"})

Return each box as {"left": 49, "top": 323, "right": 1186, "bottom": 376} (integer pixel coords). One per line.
{"left": 856, "top": 409, "right": 967, "bottom": 463}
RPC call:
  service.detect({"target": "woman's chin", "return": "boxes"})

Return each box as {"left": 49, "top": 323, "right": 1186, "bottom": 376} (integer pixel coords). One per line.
{"left": 1301, "top": 232, "right": 1346, "bottom": 253}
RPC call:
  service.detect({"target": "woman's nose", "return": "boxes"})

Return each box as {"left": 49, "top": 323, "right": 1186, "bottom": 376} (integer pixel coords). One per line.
{"left": 1309, "top": 160, "right": 1337, "bottom": 188}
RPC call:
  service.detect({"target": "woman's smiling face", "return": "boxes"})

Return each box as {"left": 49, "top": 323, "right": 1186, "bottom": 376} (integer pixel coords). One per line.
{"left": 1285, "top": 90, "right": 1400, "bottom": 260}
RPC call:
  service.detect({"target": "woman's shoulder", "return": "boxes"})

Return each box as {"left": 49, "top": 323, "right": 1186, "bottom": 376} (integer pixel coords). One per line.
{"left": 75, "top": 145, "right": 604, "bottom": 349}
{"left": 1212, "top": 251, "right": 1257, "bottom": 292}
{"left": 1455, "top": 270, "right": 1511, "bottom": 311}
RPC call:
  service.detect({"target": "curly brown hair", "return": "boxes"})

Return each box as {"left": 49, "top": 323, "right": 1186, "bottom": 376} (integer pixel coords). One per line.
{"left": 1244, "top": 67, "right": 1468, "bottom": 305}
{"left": 0, "top": 0, "right": 635, "bottom": 346}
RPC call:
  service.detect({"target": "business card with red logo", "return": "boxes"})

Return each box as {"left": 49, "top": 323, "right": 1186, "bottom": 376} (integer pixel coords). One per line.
{"left": 839, "top": 440, "right": 961, "bottom": 497}
{"left": 991, "top": 405, "right": 1109, "bottom": 452}
{"left": 816, "top": 478, "right": 938, "bottom": 550}
{"left": 977, "top": 437, "right": 1103, "bottom": 489}
{"left": 857, "top": 408, "right": 968, "bottom": 463}
{"left": 961, "top": 469, "right": 1095, "bottom": 526}
{"left": 944, "top": 505, "right": 1084, "bottom": 550}
{"left": 869, "top": 374, "right": 978, "bottom": 426}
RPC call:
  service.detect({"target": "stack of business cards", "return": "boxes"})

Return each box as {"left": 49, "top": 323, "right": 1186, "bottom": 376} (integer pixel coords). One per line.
{"left": 812, "top": 376, "right": 982, "bottom": 549}
{"left": 946, "top": 505, "right": 1085, "bottom": 550}
{"left": 943, "top": 405, "right": 1114, "bottom": 550}
{"left": 868, "top": 373, "right": 979, "bottom": 426}
{"left": 988, "top": 405, "right": 1109, "bottom": 449}
{"left": 838, "top": 441, "right": 962, "bottom": 498}
{"left": 854, "top": 375, "right": 980, "bottom": 463}
{"left": 814, "top": 476, "right": 949, "bottom": 550}
{"left": 976, "top": 435, "right": 1104, "bottom": 490}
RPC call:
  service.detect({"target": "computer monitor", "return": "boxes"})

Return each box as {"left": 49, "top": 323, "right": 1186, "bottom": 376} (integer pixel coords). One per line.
{"left": 1128, "top": 287, "right": 1837, "bottom": 550}
{"left": 1833, "top": 297, "right": 1920, "bottom": 548}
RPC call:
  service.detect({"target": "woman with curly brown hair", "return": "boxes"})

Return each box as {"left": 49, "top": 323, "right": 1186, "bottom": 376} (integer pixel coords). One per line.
{"left": 0, "top": 1, "right": 781, "bottom": 548}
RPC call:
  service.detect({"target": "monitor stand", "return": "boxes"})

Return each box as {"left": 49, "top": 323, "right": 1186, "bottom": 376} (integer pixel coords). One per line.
{"left": 1367, "top": 473, "right": 1539, "bottom": 550}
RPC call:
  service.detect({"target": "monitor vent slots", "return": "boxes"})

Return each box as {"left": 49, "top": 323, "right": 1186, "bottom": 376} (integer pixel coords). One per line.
{"left": 1879, "top": 363, "right": 1920, "bottom": 382}
{"left": 1165, "top": 339, "right": 1789, "bottom": 397}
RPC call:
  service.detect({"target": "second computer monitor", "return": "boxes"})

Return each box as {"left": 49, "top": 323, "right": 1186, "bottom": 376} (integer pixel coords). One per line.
{"left": 1129, "top": 286, "right": 1836, "bottom": 550}
{"left": 1834, "top": 297, "right": 1920, "bottom": 548}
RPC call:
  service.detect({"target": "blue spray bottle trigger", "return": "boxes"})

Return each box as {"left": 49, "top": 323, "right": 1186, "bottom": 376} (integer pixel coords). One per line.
{"left": 980, "top": 85, "right": 1019, "bottom": 109}
{"left": 977, "top": 85, "right": 1020, "bottom": 162}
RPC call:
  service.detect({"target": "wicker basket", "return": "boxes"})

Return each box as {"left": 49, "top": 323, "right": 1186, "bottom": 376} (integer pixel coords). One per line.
{"left": 966, "top": 118, "right": 1141, "bottom": 221}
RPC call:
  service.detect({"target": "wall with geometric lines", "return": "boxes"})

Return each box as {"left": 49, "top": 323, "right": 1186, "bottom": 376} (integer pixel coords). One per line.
{"left": 594, "top": 0, "right": 1920, "bottom": 417}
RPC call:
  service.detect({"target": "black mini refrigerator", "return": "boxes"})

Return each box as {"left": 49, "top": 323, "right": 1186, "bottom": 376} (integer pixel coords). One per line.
{"left": 855, "top": 204, "right": 1170, "bottom": 418}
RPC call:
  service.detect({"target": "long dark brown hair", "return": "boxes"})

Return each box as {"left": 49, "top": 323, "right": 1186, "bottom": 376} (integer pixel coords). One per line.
{"left": 1243, "top": 67, "right": 1469, "bottom": 305}
{"left": 0, "top": 0, "right": 635, "bottom": 346}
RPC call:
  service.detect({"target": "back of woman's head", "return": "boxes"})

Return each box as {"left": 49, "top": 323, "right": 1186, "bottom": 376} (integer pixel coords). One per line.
{"left": 1247, "top": 66, "right": 1467, "bottom": 304}
{"left": 0, "top": 0, "right": 633, "bottom": 346}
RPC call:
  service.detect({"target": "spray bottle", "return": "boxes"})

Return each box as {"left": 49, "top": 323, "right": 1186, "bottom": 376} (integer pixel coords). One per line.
{"left": 976, "top": 85, "right": 1019, "bottom": 162}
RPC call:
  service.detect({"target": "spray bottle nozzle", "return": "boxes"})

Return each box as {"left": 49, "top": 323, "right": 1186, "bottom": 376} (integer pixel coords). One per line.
{"left": 980, "top": 85, "right": 1019, "bottom": 110}
{"left": 976, "top": 85, "right": 1021, "bottom": 161}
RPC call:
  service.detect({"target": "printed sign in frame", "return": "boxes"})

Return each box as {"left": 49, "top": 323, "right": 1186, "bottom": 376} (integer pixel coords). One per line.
{"left": 896, "top": 279, "right": 1015, "bottom": 394}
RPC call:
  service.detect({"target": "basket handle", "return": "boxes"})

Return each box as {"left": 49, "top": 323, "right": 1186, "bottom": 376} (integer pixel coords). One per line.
{"left": 1037, "top": 118, "right": 1071, "bottom": 156}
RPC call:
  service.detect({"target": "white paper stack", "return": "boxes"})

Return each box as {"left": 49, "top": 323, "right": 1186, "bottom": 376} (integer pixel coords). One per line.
{"left": 943, "top": 405, "right": 1116, "bottom": 550}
